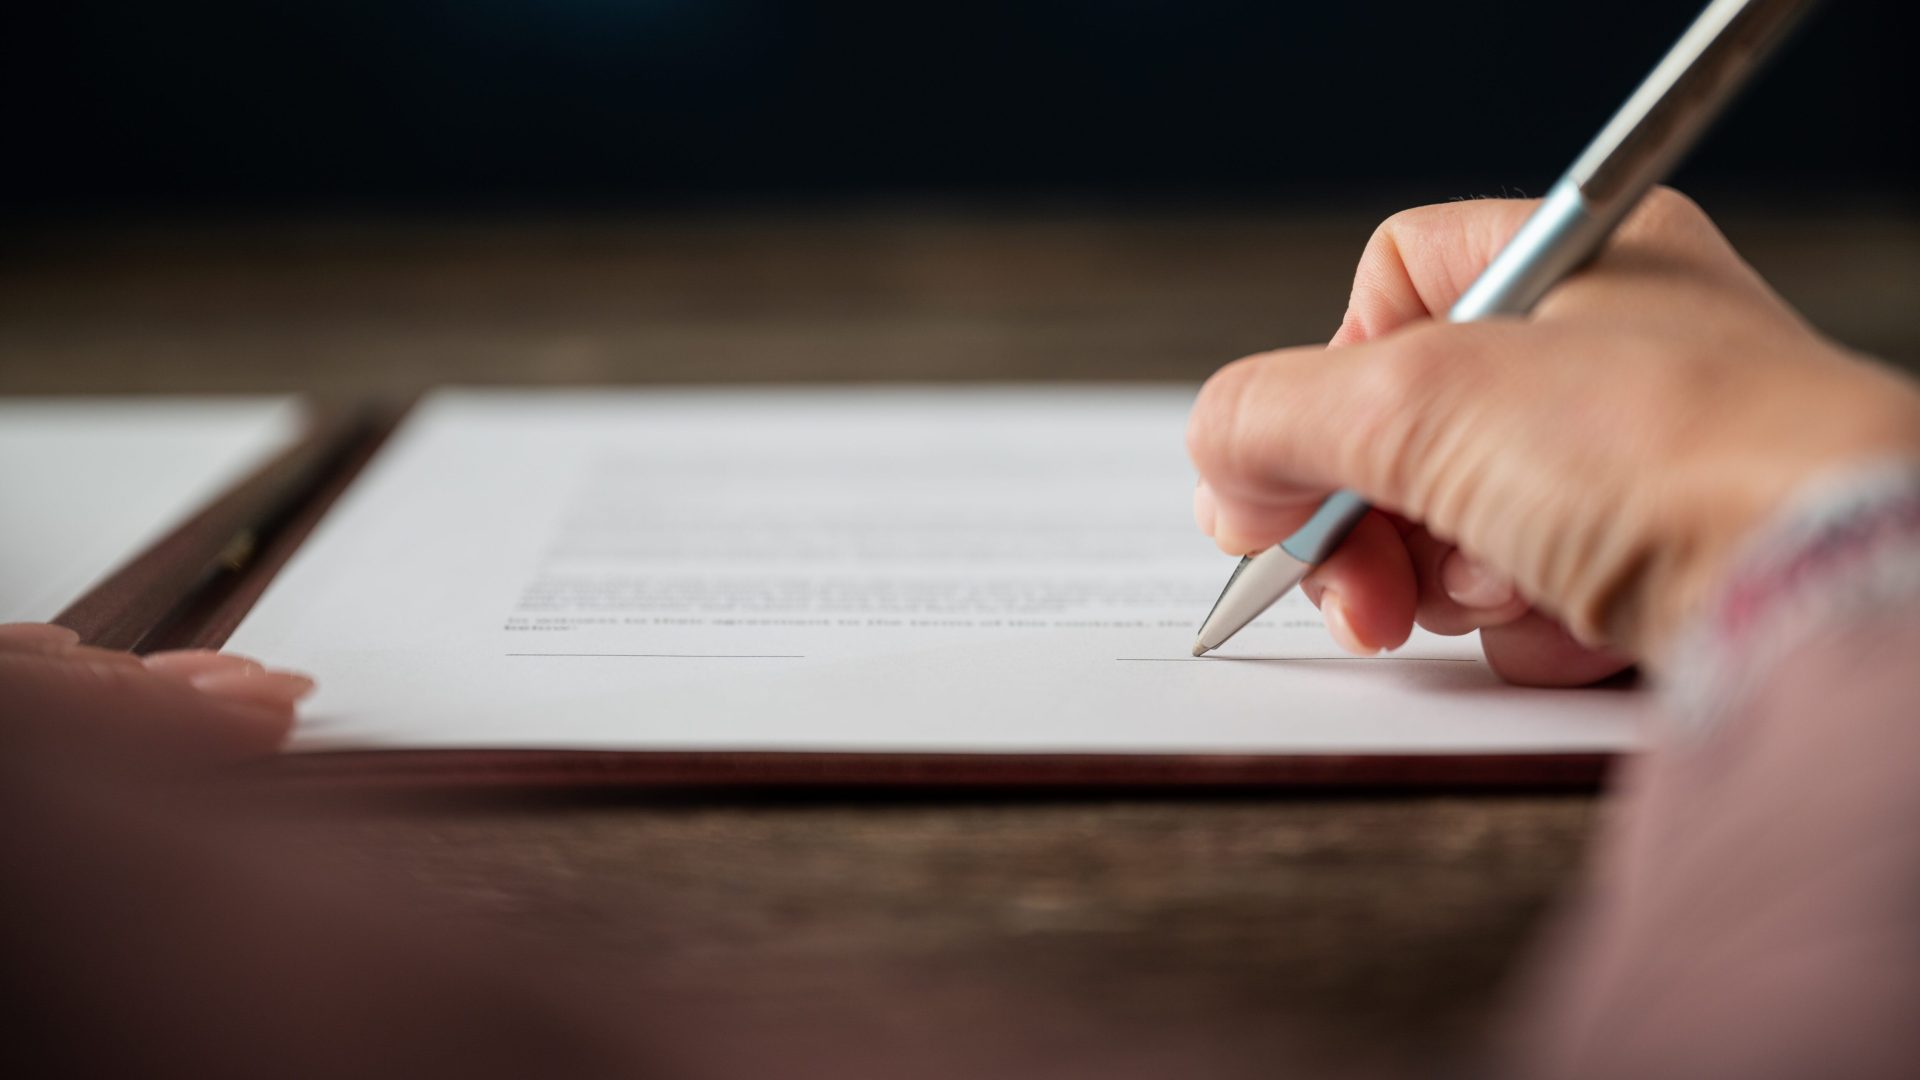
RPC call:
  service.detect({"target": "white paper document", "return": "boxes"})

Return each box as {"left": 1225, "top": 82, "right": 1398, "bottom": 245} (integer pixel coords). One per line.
{"left": 227, "top": 388, "right": 1641, "bottom": 756}
{"left": 0, "top": 396, "right": 304, "bottom": 622}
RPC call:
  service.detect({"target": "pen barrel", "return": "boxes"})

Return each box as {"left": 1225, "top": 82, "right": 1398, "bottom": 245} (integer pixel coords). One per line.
{"left": 1446, "top": 179, "right": 1604, "bottom": 323}
{"left": 1450, "top": 0, "right": 1819, "bottom": 325}
{"left": 1571, "top": 0, "right": 1820, "bottom": 205}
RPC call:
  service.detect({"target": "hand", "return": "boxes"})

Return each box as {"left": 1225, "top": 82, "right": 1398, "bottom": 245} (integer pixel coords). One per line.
{"left": 1189, "top": 189, "right": 1920, "bottom": 682}
{"left": 0, "top": 622, "right": 311, "bottom": 766}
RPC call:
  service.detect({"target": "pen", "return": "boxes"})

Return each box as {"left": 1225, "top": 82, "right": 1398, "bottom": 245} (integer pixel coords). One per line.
{"left": 1192, "top": 0, "right": 1822, "bottom": 657}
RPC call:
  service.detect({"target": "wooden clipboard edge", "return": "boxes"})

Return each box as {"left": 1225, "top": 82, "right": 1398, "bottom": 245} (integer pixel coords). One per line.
{"left": 53, "top": 402, "right": 375, "bottom": 652}
{"left": 146, "top": 403, "right": 408, "bottom": 653}
{"left": 253, "top": 748, "right": 1613, "bottom": 793}
{"left": 142, "top": 396, "right": 1616, "bottom": 793}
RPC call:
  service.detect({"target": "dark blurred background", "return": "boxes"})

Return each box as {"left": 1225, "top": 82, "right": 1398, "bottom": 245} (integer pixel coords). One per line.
{"left": 1, "top": 1, "right": 1915, "bottom": 398}
{"left": 4, "top": 0, "right": 1914, "bottom": 217}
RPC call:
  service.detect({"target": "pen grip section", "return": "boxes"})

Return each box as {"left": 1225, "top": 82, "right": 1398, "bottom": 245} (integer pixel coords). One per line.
{"left": 1279, "top": 489, "right": 1372, "bottom": 566}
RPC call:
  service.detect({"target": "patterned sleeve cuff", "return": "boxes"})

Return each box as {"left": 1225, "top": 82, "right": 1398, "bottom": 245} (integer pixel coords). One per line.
{"left": 1662, "top": 460, "right": 1920, "bottom": 737}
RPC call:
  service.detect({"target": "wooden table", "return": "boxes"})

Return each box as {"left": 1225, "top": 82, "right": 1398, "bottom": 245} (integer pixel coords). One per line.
{"left": 3, "top": 206, "right": 1914, "bottom": 1073}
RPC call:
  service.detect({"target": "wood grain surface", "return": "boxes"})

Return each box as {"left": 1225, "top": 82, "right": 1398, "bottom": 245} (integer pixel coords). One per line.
{"left": 4, "top": 208, "right": 1914, "bottom": 401}
{"left": 3, "top": 205, "right": 1914, "bottom": 1073}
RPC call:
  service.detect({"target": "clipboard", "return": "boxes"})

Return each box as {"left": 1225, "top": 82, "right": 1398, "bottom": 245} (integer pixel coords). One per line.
{"left": 52, "top": 398, "right": 1618, "bottom": 793}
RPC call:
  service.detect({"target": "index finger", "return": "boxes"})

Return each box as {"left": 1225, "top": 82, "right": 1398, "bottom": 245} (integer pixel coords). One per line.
{"left": 1329, "top": 199, "right": 1541, "bottom": 347}
{"left": 1332, "top": 189, "right": 1765, "bottom": 349}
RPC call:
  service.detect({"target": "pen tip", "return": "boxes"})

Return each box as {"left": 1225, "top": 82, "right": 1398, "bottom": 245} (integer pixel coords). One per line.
{"left": 1191, "top": 642, "right": 1212, "bottom": 657}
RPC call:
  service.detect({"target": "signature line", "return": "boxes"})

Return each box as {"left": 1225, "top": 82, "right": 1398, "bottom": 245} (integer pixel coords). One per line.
{"left": 507, "top": 653, "right": 807, "bottom": 659}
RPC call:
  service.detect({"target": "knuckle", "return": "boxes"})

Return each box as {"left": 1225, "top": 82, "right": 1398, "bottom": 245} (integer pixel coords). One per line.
{"left": 1361, "top": 199, "right": 1547, "bottom": 318}
{"left": 1373, "top": 202, "right": 1462, "bottom": 254}
{"left": 1639, "top": 184, "right": 1707, "bottom": 224}
{"left": 1621, "top": 185, "right": 1715, "bottom": 244}
{"left": 1588, "top": 185, "right": 1754, "bottom": 294}
{"left": 1378, "top": 196, "right": 1535, "bottom": 249}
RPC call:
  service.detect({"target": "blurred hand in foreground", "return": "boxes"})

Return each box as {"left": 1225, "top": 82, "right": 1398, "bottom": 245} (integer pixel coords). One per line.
{"left": 1189, "top": 188, "right": 1920, "bottom": 684}
{"left": 0, "top": 622, "right": 308, "bottom": 767}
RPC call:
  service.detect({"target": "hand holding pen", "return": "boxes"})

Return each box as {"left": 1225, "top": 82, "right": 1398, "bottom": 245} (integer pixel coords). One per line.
{"left": 1190, "top": 187, "right": 1920, "bottom": 684}
{"left": 1182, "top": 0, "right": 1920, "bottom": 680}
{"left": 1186, "top": 0, "right": 1896, "bottom": 678}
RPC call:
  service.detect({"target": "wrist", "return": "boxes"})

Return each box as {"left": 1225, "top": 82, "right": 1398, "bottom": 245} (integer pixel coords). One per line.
{"left": 1627, "top": 362, "right": 1920, "bottom": 658}
{"left": 1659, "top": 460, "right": 1920, "bottom": 734}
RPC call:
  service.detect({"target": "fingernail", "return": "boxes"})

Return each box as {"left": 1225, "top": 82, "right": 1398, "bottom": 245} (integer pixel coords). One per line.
{"left": 1323, "top": 591, "right": 1378, "bottom": 657}
{"left": 1301, "top": 580, "right": 1325, "bottom": 609}
{"left": 71, "top": 646, "right": 146, "bottom": 670}
{"left": 191, "top": 670, "right": 316, "bottom": 707}
{"left": 1299, "top": 568, "right": 1326, "bottom": 609}
{"left": 144, "top": 650, "right": 267, "bottom": 680}
{"left": 1442, "top": 551, "right": 1516, "bottom": 609}
{"left": 1193, "top": 480, "right": 1218, "bottom": 536}
{"left": 0, "top": 623, "right": 82, "bottom": 649}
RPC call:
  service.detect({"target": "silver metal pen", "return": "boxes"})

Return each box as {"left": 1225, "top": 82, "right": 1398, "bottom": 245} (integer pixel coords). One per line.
{"left": 1193, "top": 0, "right": 1821, "bottom": 657}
